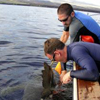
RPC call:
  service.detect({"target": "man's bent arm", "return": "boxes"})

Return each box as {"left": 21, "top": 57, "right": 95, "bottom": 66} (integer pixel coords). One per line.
{"left": 60, "top": 31, "right": 69, "bottom": 43}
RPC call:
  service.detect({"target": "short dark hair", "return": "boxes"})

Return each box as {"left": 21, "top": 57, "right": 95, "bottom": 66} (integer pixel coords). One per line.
{"left": 57, "top": 3, "right": 73, "bottom": 15}
{"left": 44, "top": 38, "right": 65, "bottom": 55}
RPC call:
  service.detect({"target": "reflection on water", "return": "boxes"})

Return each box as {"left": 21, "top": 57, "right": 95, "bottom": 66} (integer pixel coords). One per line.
{"left": 0, "top": 4, "right": 100, "bottom": 100}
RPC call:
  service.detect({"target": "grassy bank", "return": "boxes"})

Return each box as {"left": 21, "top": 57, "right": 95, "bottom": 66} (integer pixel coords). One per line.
{"left": 0, "top": 0, "right": 29, "bottom": 6}
{"left": 0, "top": 0, "right": 58, "bottom": 8}
{"left": 0, "top": 0, "right": 100, "bottom": 13}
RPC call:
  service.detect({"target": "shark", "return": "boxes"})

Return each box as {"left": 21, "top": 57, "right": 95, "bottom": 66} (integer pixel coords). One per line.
{"left": 0, "top": 62, "right": 72, "bottom": 100}
{"left": 41, "top": 62, "right": 56, "bottom": 99}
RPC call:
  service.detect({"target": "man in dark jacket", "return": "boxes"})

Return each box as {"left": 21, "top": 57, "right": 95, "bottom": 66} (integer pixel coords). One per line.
{"left": 44, "top": 38, "right": 100, "bottom": 84}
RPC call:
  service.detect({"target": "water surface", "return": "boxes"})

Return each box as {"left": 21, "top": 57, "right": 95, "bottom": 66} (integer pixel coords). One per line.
{"left": 0, "top": 4, "right": 100, "bottom": 100}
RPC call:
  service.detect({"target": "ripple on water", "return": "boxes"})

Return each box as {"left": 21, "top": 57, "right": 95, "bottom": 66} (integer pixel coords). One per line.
{"left": 0, "top": 41, "right": 12, "bottom": 45}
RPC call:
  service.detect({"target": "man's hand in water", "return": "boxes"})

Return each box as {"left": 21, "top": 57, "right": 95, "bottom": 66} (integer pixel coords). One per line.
{"left": 60, "top": 70, "right": 67, "bottom": 82}
{"left": 62, "top": 71, "right": 72, "bottom": 84}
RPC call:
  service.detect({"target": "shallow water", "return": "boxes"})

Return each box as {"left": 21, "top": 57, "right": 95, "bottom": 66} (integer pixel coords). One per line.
{"left": 0, "top": 4, "right": 100, "bottom": 100}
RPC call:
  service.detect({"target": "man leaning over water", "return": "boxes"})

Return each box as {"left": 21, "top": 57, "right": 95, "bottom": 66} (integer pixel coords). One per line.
{"left": 44, "top": 38, "right": 100, "bottom": 84}
{"left": 57, "top": 3, "right": 100, "bottom": 44}
{"left": 57, "top": 3, "right": 100, "bottom": 83}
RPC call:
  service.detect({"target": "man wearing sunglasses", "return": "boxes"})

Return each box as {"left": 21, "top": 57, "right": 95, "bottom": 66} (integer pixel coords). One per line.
{"left": 57, "top": 3, "right": 100, "bottom": 44}
{"left": 44, "top": 38, "right": 100, "bottom": 84}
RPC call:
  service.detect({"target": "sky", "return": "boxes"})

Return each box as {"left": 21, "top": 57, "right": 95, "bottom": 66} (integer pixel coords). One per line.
{"left": 49, "top": 0, "right": 100, "bottom": 6}
{"left": 74, "top": 0, "right": 100, "bottom": 6}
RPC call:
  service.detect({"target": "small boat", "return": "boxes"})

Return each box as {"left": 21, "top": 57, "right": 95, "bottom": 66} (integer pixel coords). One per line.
{"left": 73, "top": 62, "right": 100, "bottom": 100}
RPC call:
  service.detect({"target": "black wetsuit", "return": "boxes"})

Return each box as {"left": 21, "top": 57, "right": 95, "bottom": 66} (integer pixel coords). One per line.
{"left": 67, "top": 42, "right": 100, "bottom": 81}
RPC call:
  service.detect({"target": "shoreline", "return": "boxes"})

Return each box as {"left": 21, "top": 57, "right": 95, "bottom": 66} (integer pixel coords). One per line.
{"left": 0, "top": 2, "right": 100, "bottom": 13}
{"left": 0, "top": 2, "right": 58, "bottom": 8}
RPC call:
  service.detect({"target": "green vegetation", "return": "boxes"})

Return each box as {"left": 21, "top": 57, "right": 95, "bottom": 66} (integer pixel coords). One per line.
{"left": 0, "top": 0, "right": 58, "bottom": 8}
{"left": 0, "top": 0, "right": 29, "bottom": 5}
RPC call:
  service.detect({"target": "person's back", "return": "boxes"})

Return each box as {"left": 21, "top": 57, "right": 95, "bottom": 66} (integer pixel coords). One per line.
{"left": 75, "top": 12, "right": 100, "bottom": 38}
{"left": 73, "top": 12, "right": 100, "bottom": 43}
{"left": 68, "top": 42, "right": 100, "bottom": 72}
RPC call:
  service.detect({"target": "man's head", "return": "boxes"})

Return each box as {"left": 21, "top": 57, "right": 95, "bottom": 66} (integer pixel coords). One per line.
{"left": 44, "top": 38, "right": 67, "bottom": 63}
{"left": 57, "top": 3, "right": 74, "bottom": 26}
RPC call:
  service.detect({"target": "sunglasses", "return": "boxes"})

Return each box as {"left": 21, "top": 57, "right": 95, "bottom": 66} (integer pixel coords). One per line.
{"left": 51, "top": 54, "right": 55, "bottom": 61}
{"left": 58, "top": 16, "right": 69, "bottom": 22}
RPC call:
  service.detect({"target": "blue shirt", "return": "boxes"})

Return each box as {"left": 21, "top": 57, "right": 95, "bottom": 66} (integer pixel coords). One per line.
{"left": 67, "top": 42, "right": 100, "bottom": 81}
{"left": 75, "top": 12, "right": 100, "bottom": 40}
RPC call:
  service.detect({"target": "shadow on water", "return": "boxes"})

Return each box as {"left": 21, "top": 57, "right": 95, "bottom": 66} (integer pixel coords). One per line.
{"left": 0, "top": 41, "right": 12, "bottom": 45}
